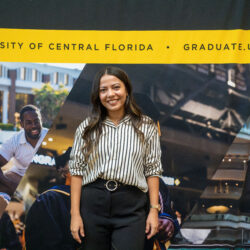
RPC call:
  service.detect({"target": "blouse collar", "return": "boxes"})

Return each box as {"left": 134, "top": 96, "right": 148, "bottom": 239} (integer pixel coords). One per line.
{"left": 103, "top": 114, "right": 131, "bottom": 127}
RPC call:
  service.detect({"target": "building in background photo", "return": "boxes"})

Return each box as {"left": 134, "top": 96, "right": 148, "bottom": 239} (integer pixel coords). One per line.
{"left": 0, "top": 62, "right": 82, "bottom": 125}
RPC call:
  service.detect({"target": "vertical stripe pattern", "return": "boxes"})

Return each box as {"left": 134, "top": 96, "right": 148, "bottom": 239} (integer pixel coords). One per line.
{"left": 69, "top": 115, "right": 162, "bottom": 192}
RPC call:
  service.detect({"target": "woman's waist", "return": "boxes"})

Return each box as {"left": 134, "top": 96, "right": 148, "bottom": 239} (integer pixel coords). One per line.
{"left": 82, "top": 176, "right": 148, "bottom": 192}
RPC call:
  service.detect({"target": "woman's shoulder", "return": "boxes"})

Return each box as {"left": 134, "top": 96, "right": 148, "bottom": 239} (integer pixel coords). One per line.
{"left": 140, "top": 115, "right": 158, "bottom": 136}
{"left": 141, "top": 115, "right": 156, "bottom": 127}
{"left": 76, "top": 117, "right": 91, "bottom": 131}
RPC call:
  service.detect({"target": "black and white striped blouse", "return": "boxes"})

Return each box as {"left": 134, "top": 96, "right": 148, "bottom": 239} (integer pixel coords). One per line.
{"left": 69, "top": 115, "right": 162, "bottom": 192}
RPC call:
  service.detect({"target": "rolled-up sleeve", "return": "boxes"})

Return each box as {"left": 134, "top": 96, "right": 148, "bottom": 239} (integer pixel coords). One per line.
{"left": 143, "top": 125, "right": 163, "bottom": 177}
{"left": 69, "top": 122, "right": 87, "bottom": 176}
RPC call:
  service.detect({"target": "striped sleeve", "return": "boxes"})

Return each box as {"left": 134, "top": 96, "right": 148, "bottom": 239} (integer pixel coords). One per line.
{"left": 68, "top": 121, "right": 88, "bottom": 176}
{"left": 143, "top": 124, "right": 163, "bottom": 177}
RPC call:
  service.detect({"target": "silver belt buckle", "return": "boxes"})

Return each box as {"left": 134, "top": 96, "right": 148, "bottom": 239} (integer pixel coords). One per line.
{"left": 105, "top": 180, "right": 118, "bottom": 191}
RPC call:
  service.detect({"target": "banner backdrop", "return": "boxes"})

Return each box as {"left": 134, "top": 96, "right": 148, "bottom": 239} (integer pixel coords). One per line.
{"left": 0, "top": 29, "right": 250, "bottom": 63}
{"left": 0, "top": 0, "right": 250, "bottom": 249}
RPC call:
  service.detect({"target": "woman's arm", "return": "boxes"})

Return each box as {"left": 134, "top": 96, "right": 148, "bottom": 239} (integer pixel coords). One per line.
{"left": 145, "top": 176, "right": 159, "bottom": 239}
{"left": 70, "top": 175, "right": 84, "bottom": 244}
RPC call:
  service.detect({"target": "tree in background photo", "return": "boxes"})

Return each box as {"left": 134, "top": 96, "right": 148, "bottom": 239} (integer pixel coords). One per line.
{"left": 33, "top": 83, "right": 69, "bottom": 127}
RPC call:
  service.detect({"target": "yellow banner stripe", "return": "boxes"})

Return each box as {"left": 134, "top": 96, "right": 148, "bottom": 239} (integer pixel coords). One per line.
{"left": 0, "top": 29, "right": 250, "bottom": 63}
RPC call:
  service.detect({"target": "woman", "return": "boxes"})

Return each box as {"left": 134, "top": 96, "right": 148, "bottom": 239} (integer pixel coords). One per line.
{"left": 69, "top": 66, "right": 162, "bottom": 250}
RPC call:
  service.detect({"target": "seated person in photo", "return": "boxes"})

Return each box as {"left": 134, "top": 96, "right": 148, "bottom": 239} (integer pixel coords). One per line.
{"left": 25, "top": 147, "right": 80, "bottom": 250}
{"left": 0, "top": 105, "right": 48, "bottom": 197}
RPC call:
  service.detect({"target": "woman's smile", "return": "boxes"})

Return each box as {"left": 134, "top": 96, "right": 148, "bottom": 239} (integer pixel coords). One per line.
{"left": 99, "top": 74, "right": 127, "bottom": 116}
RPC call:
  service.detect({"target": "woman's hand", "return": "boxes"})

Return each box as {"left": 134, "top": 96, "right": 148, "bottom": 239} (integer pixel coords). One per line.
{"left": 146, "top": 176, "right": 159, "bottom": 239}
{"left": 70, "top": 213, "right": 85, "bottom": 244}
{"left": 145, "top": 209, "right": 159, "bottom": 239}
{"left": 70, "top": 175, "right": 84, "bottom": 243}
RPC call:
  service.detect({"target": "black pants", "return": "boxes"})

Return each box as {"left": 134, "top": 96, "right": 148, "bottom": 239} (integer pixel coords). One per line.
{"left": 80, "top": 179, "right": 147, "bottom": 250}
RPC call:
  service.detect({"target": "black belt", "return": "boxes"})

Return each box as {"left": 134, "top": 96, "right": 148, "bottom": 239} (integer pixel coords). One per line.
{"left": 85, "top": 178, "right": 134, "bottom": 192}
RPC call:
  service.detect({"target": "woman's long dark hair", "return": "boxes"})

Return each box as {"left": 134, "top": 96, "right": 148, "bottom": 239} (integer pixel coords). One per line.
{"left": 82, "top": 66, "right": 145, "bottom": 161}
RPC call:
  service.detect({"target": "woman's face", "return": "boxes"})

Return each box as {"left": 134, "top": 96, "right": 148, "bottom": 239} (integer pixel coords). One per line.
{"left": 99, "top": 74, "right": 128, "bottom": 117}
